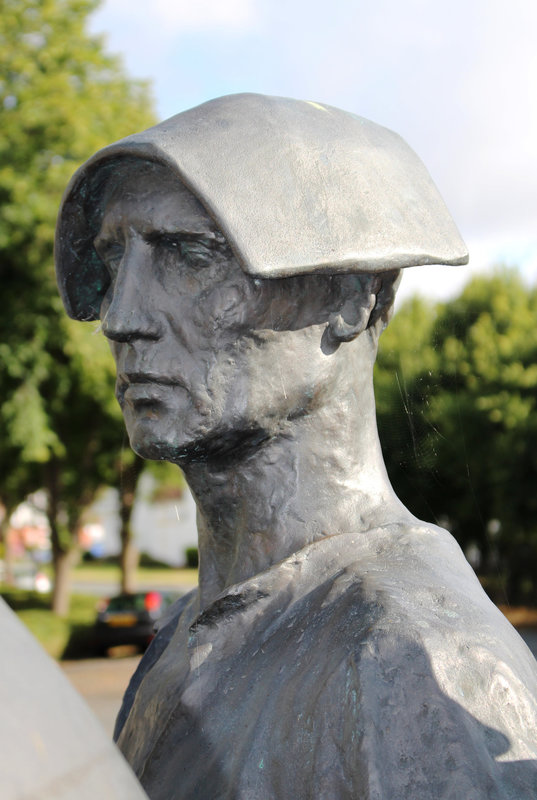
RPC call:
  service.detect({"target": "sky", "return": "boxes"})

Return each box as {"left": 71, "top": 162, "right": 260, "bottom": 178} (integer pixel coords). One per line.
{"left": 89, "top": 0, "right": 536, "bottom": 302}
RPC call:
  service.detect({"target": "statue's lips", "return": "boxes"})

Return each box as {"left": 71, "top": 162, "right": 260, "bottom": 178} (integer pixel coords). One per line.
{"left": 119, "top": 372, "right": 186, "bottom": 404}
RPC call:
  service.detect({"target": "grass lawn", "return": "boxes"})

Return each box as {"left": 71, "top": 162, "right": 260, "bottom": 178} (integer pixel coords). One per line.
{"left": 70, "top": 562, "right": 198, "bottom": 588}
{"left": 1, "top": 586, "right": 98, "bottom": 660}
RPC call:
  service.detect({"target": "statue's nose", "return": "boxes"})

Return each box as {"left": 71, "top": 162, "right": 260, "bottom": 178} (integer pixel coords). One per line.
{"left": 101, "top": 242, "right": 162, "bottom": 343}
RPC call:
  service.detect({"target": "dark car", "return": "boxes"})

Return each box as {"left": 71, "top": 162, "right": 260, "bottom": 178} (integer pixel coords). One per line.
{"left": 94, "top": 591, "right": 176, "bottom": 654}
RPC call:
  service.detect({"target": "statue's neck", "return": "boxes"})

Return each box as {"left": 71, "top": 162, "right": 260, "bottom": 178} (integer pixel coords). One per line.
{"left": 183, "top": 375, "right": 412, "bottom": 609}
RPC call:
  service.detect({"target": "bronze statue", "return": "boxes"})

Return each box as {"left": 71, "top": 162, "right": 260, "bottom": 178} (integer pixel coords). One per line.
{"left": 57, "top": 94, "right": 537, "bottom": 799}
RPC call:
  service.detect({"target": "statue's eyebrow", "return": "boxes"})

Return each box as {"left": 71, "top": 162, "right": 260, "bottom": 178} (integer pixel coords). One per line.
{"left": 93, "top": 229, "right": 218, "bottom": 250}
{"left": 144, "top": 230, "right": 220, "bottom": 245}
{"left": 144, "top": 230, "right": 230, "bottom": 251}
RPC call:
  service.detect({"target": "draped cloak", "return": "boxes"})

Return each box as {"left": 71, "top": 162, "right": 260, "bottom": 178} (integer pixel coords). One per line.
{"left": 114, "top": 523, "right": 537, "bottom": 799}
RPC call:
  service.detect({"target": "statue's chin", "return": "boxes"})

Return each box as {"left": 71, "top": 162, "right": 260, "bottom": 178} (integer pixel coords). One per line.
{"left": 129, "top": 425, "right": 271, "bottom": 467}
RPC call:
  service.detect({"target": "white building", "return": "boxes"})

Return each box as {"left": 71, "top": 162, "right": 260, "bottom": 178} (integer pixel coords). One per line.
{"left": 88, "top": 474, "right": 198, "bottom": 566}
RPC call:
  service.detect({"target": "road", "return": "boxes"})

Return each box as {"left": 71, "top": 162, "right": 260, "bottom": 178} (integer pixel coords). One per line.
{"left": 61, "top": 655, "right": 141, "bottom": 737}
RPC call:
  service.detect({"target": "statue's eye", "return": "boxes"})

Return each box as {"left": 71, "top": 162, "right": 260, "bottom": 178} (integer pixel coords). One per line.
{"left": 157, "top": 234, "right": 181, "bottom": 253}
{"left": 180, "top": 241, "right": 213, "bottom": 269}
{"left": 94, "top": 239, "right": 124, "bottom": 276}
{"left": 149, "top": 233, "right": 217, "bottom": 269}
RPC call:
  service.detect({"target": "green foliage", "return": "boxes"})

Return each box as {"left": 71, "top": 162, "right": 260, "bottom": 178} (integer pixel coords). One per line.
{"left": 145, "top": 461, "right": 187, "bottom": 502}
{"left": 185, "top": 547, "right": 199, "bottom": 569}
{"left": 0, "top": 0, "right": 155, "bottom": 608}
{"left": 376, "top": 268, "right": 537, "bottom": 603}
{"left": 138, "top": 552, "right": 173, "bottom": 570}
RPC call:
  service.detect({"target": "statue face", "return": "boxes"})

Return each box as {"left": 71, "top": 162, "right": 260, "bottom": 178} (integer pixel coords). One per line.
{"left": 95, "top": 163, "right": 337, "bottom": 463}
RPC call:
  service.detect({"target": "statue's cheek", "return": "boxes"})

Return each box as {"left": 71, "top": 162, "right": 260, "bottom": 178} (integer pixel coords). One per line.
{"left": 193, "top": 283, "right": 253, "bottom": 335}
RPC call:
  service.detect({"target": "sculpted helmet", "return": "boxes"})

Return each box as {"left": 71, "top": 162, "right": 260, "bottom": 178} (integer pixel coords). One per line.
{"left": 55, "top": 93, "right": 468, "bottom": 321}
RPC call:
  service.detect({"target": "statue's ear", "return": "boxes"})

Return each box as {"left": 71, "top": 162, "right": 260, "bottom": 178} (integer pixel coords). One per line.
{"left": 326, "top": 270, "right": 401, "bottom": 345}
{"left": 327, "top": 274, "right": 381, "bottom": 343}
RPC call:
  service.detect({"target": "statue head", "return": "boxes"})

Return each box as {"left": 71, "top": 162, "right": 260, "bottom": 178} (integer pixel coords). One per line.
{"left": 55, "top": 94, "right": 467, "bottom": 465}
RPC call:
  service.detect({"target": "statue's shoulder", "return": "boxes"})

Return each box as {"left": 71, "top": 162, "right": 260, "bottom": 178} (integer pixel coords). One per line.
{"left": 114, "top": 589, "right": 196, "bottom": 740}
{"left": 320, "top": 520, "right": 531, "bottom": 670}
{"left": 330, "top": 519, "right": 493, "bottom": 617}
{"left": 289, "top": 526, "right": 537, "bottom": 795}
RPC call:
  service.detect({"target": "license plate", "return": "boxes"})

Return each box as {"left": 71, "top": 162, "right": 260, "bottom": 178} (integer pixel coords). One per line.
{"left": 106, "top": 614, "right": 137, "bottom": 627}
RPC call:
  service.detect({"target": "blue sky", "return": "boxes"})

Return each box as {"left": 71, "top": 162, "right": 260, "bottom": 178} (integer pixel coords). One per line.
{"left": 90, "top": 0, "right": 536, "bottom": 301}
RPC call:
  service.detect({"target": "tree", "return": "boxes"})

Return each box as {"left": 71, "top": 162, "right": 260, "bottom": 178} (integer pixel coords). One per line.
{"left": 376, "top": 269, "right": 537, "bottom": 603}
{"left": 0, "top": 0, "right": 156, "bottom": 613}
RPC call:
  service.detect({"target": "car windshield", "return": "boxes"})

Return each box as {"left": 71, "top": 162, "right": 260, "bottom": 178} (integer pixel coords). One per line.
{"left": 106, "top": 594, "right": 150, "bottom": 612}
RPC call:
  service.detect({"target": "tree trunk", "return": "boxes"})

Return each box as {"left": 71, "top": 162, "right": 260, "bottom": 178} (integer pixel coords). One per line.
{"left": 120, "top": 535, "right": 138, "bottom": 594}
{"left": 51, "top": 546, "right": 78, "bottom": 617}
{"left": 118, "top": 455, "right": 144, "bottom": 594}
{"left": 0, "top": 507, "right": 15, "bottom": 586}
{"left": 46, "top": 459, "right": 78, "bottom": 616}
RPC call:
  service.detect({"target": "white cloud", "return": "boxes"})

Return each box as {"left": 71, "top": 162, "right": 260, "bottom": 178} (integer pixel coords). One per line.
{"left": 154, "top": 0, "right": 257, "bottom": 31}
{"left": 397, "top": 236, "right": 537, "bottom": 306}
{"left": 95, "top": 0, "right": 258, "bottom": 34}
